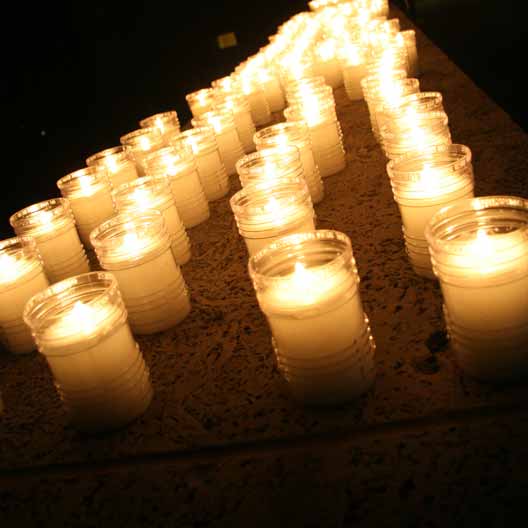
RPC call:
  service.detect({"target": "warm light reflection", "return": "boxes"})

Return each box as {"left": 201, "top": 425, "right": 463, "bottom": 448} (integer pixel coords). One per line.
{"left": 0, "top": 253, "right": 24, "bottom": 283}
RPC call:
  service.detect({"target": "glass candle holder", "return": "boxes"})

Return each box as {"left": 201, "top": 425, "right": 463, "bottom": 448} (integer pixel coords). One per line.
{"left": 340, "top": 46, "right": 367, "bottom": 101}
{"left": 185, "top": 88, "right": 217, "bottom": 118}
{"left": 313, "top": 39, "right": 343, "bottom": 88}
{"left": 387, "top": 144, "right": 474, "bottom": 278}
{"left": 360, "top": 68, "right": 408, "bottom": 101}
{"left": 120, "top": 127, "right": 165, "bottom": 177}
{"left": 191, "top": 111, "right": 245, "bottom": 177}
{"left": 380, "top": 111, "right": 452, "bottom": 160}
{"left": 171, "top": 128, "right": 229, "bottom": 201}
{"left": 255, "top": 69, "right": 286, "bottom": 112}
{"left": 425, "top": 196, "right": 528, "bottom": 382}
{"left": 86, "top": 146, "right": 138, "bottom": 190}
{"left": 57, "top": 166, "right": 115, "bottom": 248}
{"left": 230, "top": 177, "right": 316, "bottom": 256}
{"left": 23, "top": 271, "right": 152, "bottom": 432}
{"left": 248, "top": 229, "right": 376, "bottom": 405}
{"left": 0, "top": 237, "right": 49, "bottom": 354}
{"left": 112, "top": 177, "right": 191, "bottom": 265}
{"left": 139, "top": 110, "right": 180, "bottom": 141}
{"left": 254, "top": 122, "right": 324, "bottom": 203}
{"left": 10, "top": 198, "right": 89, "bottom": 284}
{"left": 144, "top": 146, "right": 210, "bottom": 227}
{"left": 91, "top": 211, "right": 191, "bottom": 335}
{"left": 284, "top": 102, "right": 345, "bottom": 178}
{"left": 364, "top": 77, "right": 420, "bottom": 140}
{"left": 285, "top": 76, "right": 328, "bottom": 106}
{"left": 400, "top": 29, "right": 419, "bottom": 77}
{"left": 238, "top": 76, "right": 272, "bottom": 126}
{"left": 215, "top": 94, "right": 256, "bottom": 153}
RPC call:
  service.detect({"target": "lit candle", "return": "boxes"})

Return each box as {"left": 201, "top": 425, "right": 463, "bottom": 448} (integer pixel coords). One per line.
{"left": 387, "top": 144, "right": 475, "bottom": 278}
{"left": 0, "top": 237, "right": 49, "bottom": 354}
{"left": 112, "top": 177, "right": 191, "bottom": 265}
{"left": 230, "top": 177, "right": 316, "bottom": 256}
{"left": 192, "top": 110, "right": 245, "bottom": 177}
{"left": 313, "top": 38, "right": 343, "bottom": 88}
{"left": 57, "top": 166, "right": 115, "bottom": 248}
{"left": 400, "top": 30, "right": 420, "bottom": 77}
{"left": 139, "top": 110, "right": 180, "bottom": 140}
{"left": 23, "top": 271, "right": 152, "bottom": 431}
{"left": 170, "top": 128, "right": 230, "bottom": 201}
{"left": 185, "top": 88, "right": 216, "bottom": 118}
{"left": 254, "top": 121, "right": 324, "bottom": 204}
{"left": 91, "top": 211, "right": 191, "bottom": 334}
{"left": 86, "top": 146, "right": 138, "bottom": 189}
{"left": 10, "top": 198, "right": 89, "bottom": 284}
{"left": 120, "top": 127, "right": 165, "bottom": 177}
{"left": 426, "top": 196, "right": 528, "bottom": 382}
{"left": 340, "top": 43, "right": 367, "bottom": 101}
{"left": 248, "top": 230, "right": 376, "bottom": 405}
{"left": 214, "top": 94, "right": 256, "bottom": 153}
{"left": 144, "top": 145, "right": 211, "bottom": 226}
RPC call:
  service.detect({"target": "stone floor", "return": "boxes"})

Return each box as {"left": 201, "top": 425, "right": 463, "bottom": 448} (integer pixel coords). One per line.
{"left": 1, "top": 7, "right": 528, "bottom": 527}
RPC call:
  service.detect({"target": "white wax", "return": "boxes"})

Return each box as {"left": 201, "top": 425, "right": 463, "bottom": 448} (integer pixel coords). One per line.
{"left": 168, "top": 168, "right": 210, "bottom": 228}
{"left": 315, "top": 59, "right": 343, "bottom": 88}
{"left": 111, "top": 247, "right": 191, "bottom": 334}
{"left": 33, "top": 223, "right": 89, "bottom": 283}
{"left": 107, "top": 163, "right": 138, "bottom": 189}
{"left": 0, "top": 258, "right": 49, "bottom": 354}
{"left": 244, "top": 215, "right": 315, "bottom": 256}
{"left": 216, "top": 128, "right": 245, "bottom": 176}
{"left": 247, "top": 91, "right": 272, "bottom": 126}
{"left": 343, "top": 64, "right": 367, "bottom": 101}
{"left": 263, "top": 77, "right": 285, "bottom": 112}
{"left": 68, "top": 189, "right": 115, "bottom": 247}
{"left": 309, "top": 121, "right": 346, "bottom": 177}
{"left": 194, "top": 149, "right": 229, "bottom": 201}
{"left": 234, "top": 110, "right": 256, "bottom": 153}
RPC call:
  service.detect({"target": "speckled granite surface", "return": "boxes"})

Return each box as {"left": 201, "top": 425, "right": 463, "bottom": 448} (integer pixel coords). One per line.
{"left": 1, "top": 7, "right": 528, "bottom": 526}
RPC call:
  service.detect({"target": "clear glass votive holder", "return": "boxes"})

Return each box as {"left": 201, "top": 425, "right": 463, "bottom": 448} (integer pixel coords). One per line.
{"left": 139, "top": 110, "right": 180, "bottom": 140}
{"left": 214, "top": 94, "right": 256, "bottom": 153}
{"left": 425, "top": 196, "right": 528, "bottom": 382}
{"left": 91, "top": 210, "right": 191, "bottom": 335}
{"left": 191, "top": 111, "right": 245, "bottom": 176}
{"left": 380, "top": 111, "right": 452, "bottom": 160}
{"left": 285, "top": 76, "right": 329, "bottom": 106}
{"left": 120, "top": 127, "right": 165, "bottom": 177}
{"left": 360, "top": 69, "right": 408, "bottom": 101}
{"left": 23, "top": 271, "right": 152, "bottom": 431}
{"left": 341, "top": 51, "right": 368, "bottom": 101}
{"left": 248, "top": 229, "right": 376, "bottom": 405}
{"left": 10, "top": 198, "right": 89, "bottom": 284}
{"left": 230, "top": 177, "right": 316, "bottom": 256}
{"left": 171, "top": 128, "right": 229, "bottom": 201}
{"left": 0, "top": 237, "right": 49, "bottom": 354}
{"left": 238, "top": 78, "right": 272, "bottom": 126}
{"left": 254, "top": 124, "right": 324, "bottom": 203}
{"left": 144, "top": 145, "right": 210, "bottom": 227}
{"left": 86, "top": 146, "right": 138, "bottom": 190}
{"left": 57, "top": 166, "right": 115, "bottom": 248}
{"left": 185, "top": 88, "right": 217, "bottom": 118}
{"left": 400, "top": 29, "right": 419, "bottom": 77}
{"left": 112, "top": 177, "right": 191, "bottom": 265}
{"left": 387, "top": 144, "right": 474, "bottom": 278}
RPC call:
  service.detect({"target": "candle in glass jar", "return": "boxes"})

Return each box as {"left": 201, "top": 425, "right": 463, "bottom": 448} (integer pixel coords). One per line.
{"left": 139, "top": 110, "right": 180, "bottom": 140}
{"left": 120, "top": 127, "right": 165, "bottom": 177}
{"left": 10, "top": 198, "right": 89, "bottom": 284}
{"left": 0, "top": 237, "right": 49, "bottom": 354}
{"left": 230, "top": 177, "right": 316, "bottom": 256}
{"left": 86, "top": 146, "right": 138, "bottom": 189}
{"left": 185, "top": 88, "right": 216, "bottom": 118}
{"left": 91, "top": 211, "right": 191, "bottom": 334}
{"left": 57, "top": 166, "right": 115, "bottom": 248}
{"left": 248, "top": 230, "right": 376, "bottom": 405}
{"left": 23, "top": 271, "right": 152, "bottom": 431}
{"left": 426, "top": 196, "right": 528, "bottom": 381}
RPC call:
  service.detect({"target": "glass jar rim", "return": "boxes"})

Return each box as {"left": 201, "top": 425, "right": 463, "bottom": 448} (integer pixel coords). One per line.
{"left": 185, "top": 88, "right": 215, "bottom": 102}
{"left": 236, "top": 145, "right": 300, "bottom": 174}
{"left": 119, "top": 126, "right": 163, "bottom": 147}
{"left": 139, "top": 110, "right": 179, "bottom": 128}
{"left": 10, "top": 198, "right": 72, "bottom": 230}
{"left": 86, "top": 146, "right": 127, "bottom": 166}
{"left": 112, "top": 176, "right": 172, "bottom": 209}
{"left": 254, "top": 121, "right": 309, "bottom": 146}
{"left": 57, "top": 165, "right": 109, "bottom": 192}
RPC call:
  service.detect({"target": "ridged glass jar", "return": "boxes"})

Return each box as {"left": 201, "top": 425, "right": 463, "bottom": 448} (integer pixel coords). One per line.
{"left": 57, "top": 166, "right": 115, "bottom": 248}
{"left": 171, "top": 128, "right": 229, "bottom": 201}
{"left": 120, "top": 127, "right": 165, "bottom": 177}
{"left": 0, "top": 237, "right": 49, "bottom": 354}
{"left": 230, "top": 177, "right": 316, "bottom": 256}
{"left": 254, "top": 122, "right": 324, "bottom": 203}
{"left": 248, "top": 230, "right": 376, "bottom": 405}
{"left": 86, "top": 146, "right": 138, "bottom": 190}
{"left": 426, "top": 196, "right": 528, "bottom": 382}
{"left": 380, "top": 111, "right": 452, "bottom": 160}
{"left": 387, "top": 144, "right": 474, "bottom": 278}
{"left": 23, "top": 271, "right": 152, "bottom": 431}
{"left": 139, "top": 110, "right": 180, "bottom": 141}
{"left": 10, "top": 198, "right": 89, "bottom": 284}
{"left": 144, "top": 145, "right": 210, "bottom": 227}
{"left": 192, "top": 110, "right": 245, "bottom": 176}
{"left": 185, "top": 88, "right": 216, "bottom": 118}
{"left": 91, "top": 210, "right": 191, "bottom": 335}
{"left": 214, "top": 94, "right": 256, "bottom": 153}
{"left": 112, "top": 177, "right": 191, "bottom": 265}
{"left": 400, "top": 29, "right": 419, "bottom": 77}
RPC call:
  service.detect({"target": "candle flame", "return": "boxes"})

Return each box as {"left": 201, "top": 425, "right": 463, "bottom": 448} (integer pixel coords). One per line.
{"left": 106, "top": 155, "right": 119, "bottom": 174}
{"left": 78, "top": 175, "right": 94, "bottom": 196}
{"left": 0, "top": 253, "right": 23, "bottom": 283}
{"left": 472, "top": 228, "right": 494, "bottom": 259}
{"left": 155, "top": 116, "right": 165, "bottom": 134}
{"left": 139, "top": 136, "right": 151, "bottom": 151}
{"left": 61, "top": 301, "right": 98, "bottom": 336}
{"left": 131, "top": 188, "right": 152, "bottom": 209}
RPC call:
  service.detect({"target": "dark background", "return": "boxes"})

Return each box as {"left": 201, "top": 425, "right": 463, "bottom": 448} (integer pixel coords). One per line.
{"left": 1, "top": 0, "right": 525, "bottom": 240}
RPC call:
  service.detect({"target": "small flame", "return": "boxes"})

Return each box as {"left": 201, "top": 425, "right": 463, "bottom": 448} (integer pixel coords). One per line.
{"left": 139, "top": 136, "right": 151, "bottom": 152}
{"left": 0, "top": 253, "right": 23, "bottom": 283}
{"left": 131, "top": 188, "right": 152, "bottom": 209}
